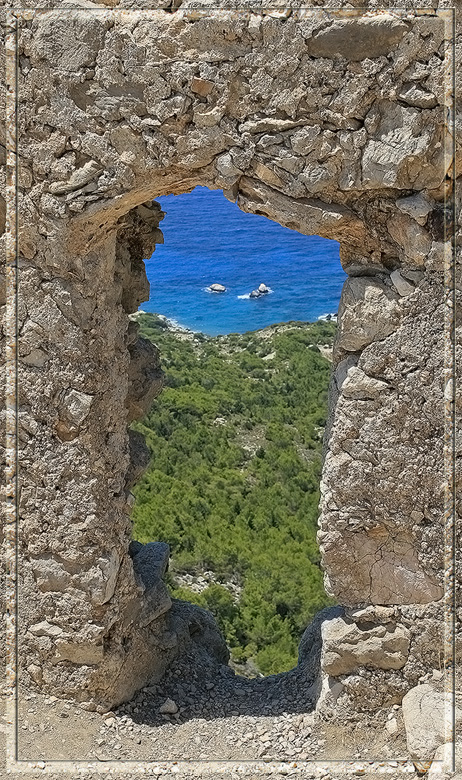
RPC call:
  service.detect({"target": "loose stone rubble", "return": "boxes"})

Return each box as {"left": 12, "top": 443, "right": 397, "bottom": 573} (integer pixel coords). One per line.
{"left": 0, "top": 1, "right": 460, "bottom": 775}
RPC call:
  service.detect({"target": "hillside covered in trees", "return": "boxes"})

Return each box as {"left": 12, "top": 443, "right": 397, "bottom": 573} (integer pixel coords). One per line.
{"left": 132, "top": 313, "right": 336, "bottom": 676}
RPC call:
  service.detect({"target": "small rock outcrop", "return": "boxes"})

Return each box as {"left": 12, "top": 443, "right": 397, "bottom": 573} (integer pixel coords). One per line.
{"left": 126, "top": 429, "right": 151, "bottom": 491}
{"left": 169, "top": 600, "right": 230, "bottom": 668}
{"left": 126, "top": 337, "right": 164, "bottom": 423}
{"left": 129, "top": 542, "right": 172, "bottom": 628}
{"left": 129, "top": 541, "right": 170, "bottom": 589}
{"left": 249, "top": 284, "right": 270, "bottom": 298}
{"left": 208, "top": 283, "right": 226, "bottom": 293}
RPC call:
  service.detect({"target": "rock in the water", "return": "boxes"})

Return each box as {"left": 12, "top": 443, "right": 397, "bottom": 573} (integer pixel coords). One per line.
{"left": 159, "top": 698, "right": 178, "bottom": 714}
{"left": 250, "top": 284, "right": 270, "bottom": 298}
{"left": 209, "top": 283, "right": 226, "bottom": 293}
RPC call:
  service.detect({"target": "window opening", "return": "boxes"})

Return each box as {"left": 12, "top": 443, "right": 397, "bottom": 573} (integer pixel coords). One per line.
{"left": 131, "top": 186, "right": 346, "bottom": 678}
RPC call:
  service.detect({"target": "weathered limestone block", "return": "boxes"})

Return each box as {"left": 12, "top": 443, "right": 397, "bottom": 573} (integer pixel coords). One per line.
{"left": 320, "top": 270, "right": 445, "bottom": 609}
{"left": 321, "top": 616, "right": 410, "bottom": 676}
{"left": 428, "top": 742, "right": 462, "bottom": 779}
{"left": 27, "top": 11, "right": 110, "bottom": 71}
{"left": 340, "top": 366, "right": 389, "bottom": 400}
{"left": 298, "top": 605, "right": 344, "bottom": 674}
{"left": 335, "top": 277, "right": 401, "bottom": 353}
{"left": 307, "top": 15, "right": 408, "bottom": 61}
{"left": 361, "top": 101, "right": 445, "bottom": 191}
{"left": 306, "top": 605, "right": 415, "bottom": 717}
{"left": 319, "top": 520, "right": 443, "bottom": 606}
{"left": 402, "top": 684, "right": 462, "bottom": 762}
{"left": 387, "top": 213, "right": 432, "bottom": 266}
{"left": 396, "top": 193, "right": 433, "bottom": 225}
{"left": 390, "top": 269, "right": 415, "bottom": 297}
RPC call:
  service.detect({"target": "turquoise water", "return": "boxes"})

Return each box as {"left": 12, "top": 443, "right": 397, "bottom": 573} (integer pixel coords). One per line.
{"left": 143, "top": 186, "right": 346, "bottom": 336}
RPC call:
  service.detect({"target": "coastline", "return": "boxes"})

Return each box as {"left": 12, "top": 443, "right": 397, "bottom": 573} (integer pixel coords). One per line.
{"left": 132, "top": 310, "right": 338, "bottom": 339}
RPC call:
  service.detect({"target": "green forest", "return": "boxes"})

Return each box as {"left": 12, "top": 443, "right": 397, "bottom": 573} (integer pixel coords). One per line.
{"left": 131, "top": 313, "right": 337, "bottom": 676}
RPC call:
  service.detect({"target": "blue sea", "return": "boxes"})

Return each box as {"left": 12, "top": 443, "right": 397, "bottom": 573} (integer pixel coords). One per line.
{"left": 143, "top": 187, "right": 346, "bottom": 336}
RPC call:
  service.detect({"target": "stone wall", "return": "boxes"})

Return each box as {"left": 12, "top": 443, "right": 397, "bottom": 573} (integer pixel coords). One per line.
{"left": 0, "top": 2, "right": 458, "bottom": 713}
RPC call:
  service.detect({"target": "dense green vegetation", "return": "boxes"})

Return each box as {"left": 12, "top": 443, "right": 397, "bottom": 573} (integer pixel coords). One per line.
{"left": 132, "top": 313, "right": 337, "bottom": 675}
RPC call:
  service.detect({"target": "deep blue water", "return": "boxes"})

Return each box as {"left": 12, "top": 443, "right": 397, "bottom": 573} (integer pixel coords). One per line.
{"left": 143, "top": 187, "right": 346, "bottom": 336}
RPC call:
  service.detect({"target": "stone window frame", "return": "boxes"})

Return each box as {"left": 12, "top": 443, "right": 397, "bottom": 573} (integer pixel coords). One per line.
{"left": 2, "top": 5, "right": 458, "bottom": 774}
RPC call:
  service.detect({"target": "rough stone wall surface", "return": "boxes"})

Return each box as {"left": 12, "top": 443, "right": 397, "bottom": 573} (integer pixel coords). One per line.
{"left": 0, "top": 3, "right": 457, "bottom": 712}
